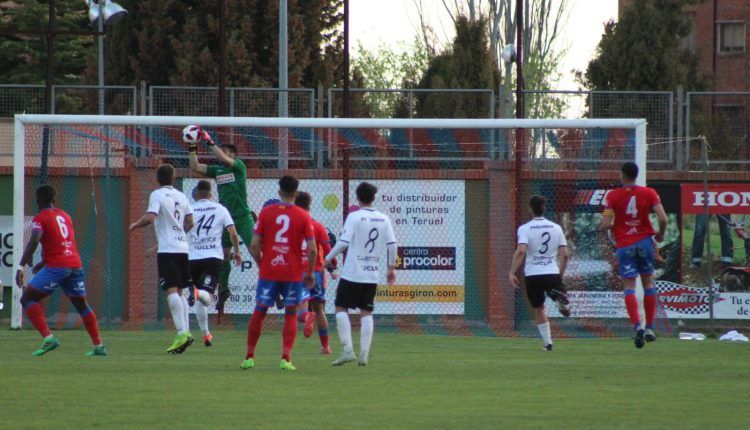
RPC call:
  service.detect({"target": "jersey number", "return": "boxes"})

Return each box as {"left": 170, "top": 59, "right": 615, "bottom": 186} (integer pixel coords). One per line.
{"left": 365, "top": 228, "right": 379, "bottom": 253}
{"left": 626, "top": 196, "right": 637, "bottom": 218}
{"left": 56, "top": 215, "right": 69, "bottom": 238}
{"left": 195, "top": 214, "right": 215, "bottom": 237}
{"left": 173, "top": 202, "right": 181, "bottom": 222}
{"left": 275, "top": 215, "right": 290, "bottom": 243}
{"left": 539, "top": 232, "right": 551, "bottom": 254}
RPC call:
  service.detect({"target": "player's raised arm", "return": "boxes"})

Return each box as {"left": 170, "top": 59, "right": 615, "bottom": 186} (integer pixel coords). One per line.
{"left": 188, "top": 150, "right": 208, "bottom": 175}
{"left": 200, "top": 131, "right": 235, "bottom": 168}
{"left": 129, "top": 213, "right": 156, "bottom": 231}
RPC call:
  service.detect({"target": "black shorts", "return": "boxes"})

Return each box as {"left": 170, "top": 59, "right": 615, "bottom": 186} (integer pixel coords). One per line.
{"left": 190, "top": 257, "right": 223, "bottom": 294}
{"left": 524, "top": 274, "right": 565, "bottom": 309}
{"left": 335, "top": 278, "right": 377, "bottom": 312}
{"left": 157, "top": 253, "right": 191, "bottom": 291}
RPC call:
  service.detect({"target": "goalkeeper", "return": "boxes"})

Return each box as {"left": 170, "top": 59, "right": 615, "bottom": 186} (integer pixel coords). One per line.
{"left": 188, "top": 128, "right": 254, "bottom": 315}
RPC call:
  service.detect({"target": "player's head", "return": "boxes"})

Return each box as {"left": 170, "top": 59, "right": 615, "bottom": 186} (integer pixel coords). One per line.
{"left": 356, "top": 182, "right": 377, "bottom": 206}
{"left": 278, "top": 175, "right": 299, "bottom": 200}
{"left": 36, "top": 184, "right": 56, "bottom": 208}
{"left": 156, "top": 163, "right": 175, "bottom": 186}
{"left": 529, "top": 195, "right": 546, "bottom": 217}
{"left": 193, "top": 180, "right": 212, "bottom": 200}
{"left": 263, "top": 198, "right": 281, "bottom": 208}
{"left": 294, "top": 191, "right": 312, "bottom": 211}
{"left": 621, "top": 162, "right": 639, "bottom": 183}
{"left": 220, "top": 143, "right": 238, "bottom": 159}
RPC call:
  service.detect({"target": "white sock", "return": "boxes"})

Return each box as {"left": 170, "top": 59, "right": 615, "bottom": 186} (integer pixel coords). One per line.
{"left": 167, "top": 292, "right": 186, "bottom": 334}
{"left": 181, "top": 294, "right": 191, "bottom": 333}
{"left": 194, "top": 302, "right": 210, "bottom": 336}
{"left": 360, "top": 315, "right": 374, "bottom": 357}
{"left": 537, "top": 322, "right": 552, "bottom": 346}
{"left": 335, "top": 311, "right": 353, "bottom": 353}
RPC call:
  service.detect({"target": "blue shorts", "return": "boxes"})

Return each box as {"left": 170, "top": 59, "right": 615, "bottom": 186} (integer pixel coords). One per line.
{"left": 256, "top": 279, "right": 310, "bottom": 308}
{"left": 616, "top": 237, "right": 655, "bottom": 279}
{"left": 28, "top": 267, "right": 87, "bottom": 298}
{"left": 307, "top": 272, "right": 326, "bottom": 302}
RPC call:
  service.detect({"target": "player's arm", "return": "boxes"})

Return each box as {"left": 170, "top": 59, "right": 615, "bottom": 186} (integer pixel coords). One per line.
{"left": 15, "top": 229, "right": 42, "bottom": 288}
{"left": 226, "top": 225, "right": 242, "bottom": 266}
{"left": 508, "top": 243, "right": 527, "bottom": 288}
{"left": 183, "top": 213, "right": 194, "bottom": 233}
{"left": 385, "top": 219, "right": 397, "bottom": 285}
{"left": 653, "top": 203, "right": 668, "bottom": 242}
{"left": 129, "top": 212, "right": 156, "bottom": 231}
{"left": 599, "top": 208, "right": 614, "bottom": 231}
{"left": 249, "top": 233, "right": 262, "bottom": 267}
{"left": 306, "top": 238, "right": 317, "bottom": 276}
{"left": 201, "top": 130, "right": 235, "bottom": 168}
{"left": 188, "top": 151, "right": 208, "bottom": 175}
{"left": 325, "top": 217, "right": 353, "bottom": 265}
{"left": 558, "top": 245, "right": 570, "bottom": 277}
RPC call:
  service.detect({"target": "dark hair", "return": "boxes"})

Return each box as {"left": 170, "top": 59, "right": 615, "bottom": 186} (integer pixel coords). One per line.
{"left": 220, "top": 143, "right": 238, "bottom": 155}
{"left": 295, "top": 191, "right": 312, "bottom": 210}
{"left": 356, "top": 182, "right": 377, "bottom": 204}
{"left": 529, "top": 195, "right": 546, "bottom": 216}
{"left": 156, "top": 164, "right": 175, "bottom": 186}
{"left": 194, "top": 179, "right": 212, "bottom": 199}
{"left": 36, "top": 184, "right": 56, "bottom": 207}
{"left": 278, "top": 175, "right": 299, "bottom": 197}
{"left": 621, "top": 162, "right": 639, "bottom": 181}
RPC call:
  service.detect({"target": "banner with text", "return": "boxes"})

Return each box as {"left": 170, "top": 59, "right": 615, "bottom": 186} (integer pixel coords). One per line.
{"left": 0, "top": 216, "right": 12, "bottom": 287}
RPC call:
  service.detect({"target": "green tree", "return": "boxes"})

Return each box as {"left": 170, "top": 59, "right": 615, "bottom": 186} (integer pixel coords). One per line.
{"left": 583, "top": 0, "right": 705, "bottom": 91}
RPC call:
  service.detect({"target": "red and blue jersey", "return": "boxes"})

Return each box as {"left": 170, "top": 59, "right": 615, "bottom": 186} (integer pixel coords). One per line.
{"left": 31, "top": 207, "right": 82, "bottom": 269}
{"left": 254, "top": 203, "right": 314, "bottom": 282}
{"left": 604, "top": 185, "right": 661, "bottom": 248}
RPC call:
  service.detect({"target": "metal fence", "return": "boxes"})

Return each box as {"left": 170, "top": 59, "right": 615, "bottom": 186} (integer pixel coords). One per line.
{"left": 686, "top": 92, "right": 750, "bottom": 170}
{"left": 149, "top": 86, "right": 315, "bottom": 117}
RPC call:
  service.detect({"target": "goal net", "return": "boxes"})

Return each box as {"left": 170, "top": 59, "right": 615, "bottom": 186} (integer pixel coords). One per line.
{"left": 12, "top": 115, "right": 649, "bottom": 337}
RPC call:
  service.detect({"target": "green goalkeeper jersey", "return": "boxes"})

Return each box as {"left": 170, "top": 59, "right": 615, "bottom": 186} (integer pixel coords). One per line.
{"left": 206, "top": 159, "right": 251, "bottom": 218}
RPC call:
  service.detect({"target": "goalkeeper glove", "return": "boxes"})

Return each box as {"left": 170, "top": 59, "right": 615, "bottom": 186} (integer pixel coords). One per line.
{"left": 201, "top": 130, "right": 216, "bottom": 147}
{"left": 188, "top": 140, "right": 198, "bottom": 153}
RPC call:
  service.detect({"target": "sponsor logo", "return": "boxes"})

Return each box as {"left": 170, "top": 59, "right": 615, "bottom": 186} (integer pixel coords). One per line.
{"left": 272, "top": 245, "right": 290, "bottom": 254}
{"left": 681, "top": 184, "right": 750, "bottom": 214}
{"left": 271, "top": 254, "right": 286, "bottom": 266}
{"left": 396, "top": 247, "right": 456, "bottom": 271}
{"left": 655, "top": 281, "right": 725, "bottom": 315}
{"left": 216, "top": 173, "right": 235, "bottom": 185}
{"left": 574, "top": 189, "right": 612, "bottom": 206}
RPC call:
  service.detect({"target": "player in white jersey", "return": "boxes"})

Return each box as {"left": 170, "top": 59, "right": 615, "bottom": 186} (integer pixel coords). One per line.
{"left": 325, "top": 182, "right": 396, "bottom": 366}
{"left": 188, "top": 180, "right": 242, "bottom": 347}
{"left": 130, "top": 164, "right": 196, "bottom": 353}
{"left": 509, "top": 195, "right": 571, "bottom": 351}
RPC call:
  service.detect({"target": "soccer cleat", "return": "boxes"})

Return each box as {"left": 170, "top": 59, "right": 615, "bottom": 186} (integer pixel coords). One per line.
{"left": 644, "top": 328, "right": 656, "bottom": 343}
{"left": 303, "top": 312, "right": 315, "bottom": 338}
{"left": 173, "top": 333, "right": 194, "bottom": 354}
{"left": 549, "top": 289, "right": 572, "bottom": 317}
{"left": 321, "top": 346, "right": 332, "bottom": 355}
{"left": 32, "top": 336, "right": 60, "bottom": 356}
{"left": 203, "top": 334, "right": 213, "bottom": 347}
{"left": 358, "top": 351, "right": 368, "bottom": 366}
{"left": 166, "top": 333, "right": 193, "bottom": 353}
{"left": 331, "top": 349, "right": 356, "bottom": 366}
{"left": 545, "top": 344, "right": 553, "bottom": 351}
{"left": 279, "top": 359, "right": 296, "bottom": 371}
{"left": 240, "top": 358, "right": 255, "bottom": 369}
{"left": 84, "top": 345, "right": 108, "bottom": 356}
{"left": 634, "top": 329, "right": 645, "bottom": 349}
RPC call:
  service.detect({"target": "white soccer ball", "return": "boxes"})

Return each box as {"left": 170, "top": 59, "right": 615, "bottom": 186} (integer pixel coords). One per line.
{"left": 182, "top": 125, "right": 202, "bottom": 143}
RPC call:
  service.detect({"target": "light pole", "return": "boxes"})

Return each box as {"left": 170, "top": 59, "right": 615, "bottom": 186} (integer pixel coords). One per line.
{"left": 86, "top": 0, "right": 127, "bottom": 115}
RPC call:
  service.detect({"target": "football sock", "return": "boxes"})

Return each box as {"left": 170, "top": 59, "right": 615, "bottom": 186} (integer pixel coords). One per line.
{"left": 24, "top": 302, "right": 52, "bottom": 338}
{"left": 336, "top": 311, "right": 353, "bottom": 352}
{"left": 79, "top": 306, "right": 102, "bottom": 346}
{"left": 360, "top": 315, "right": 374, "bottom": 356}
{"left": 644, "top": 287, "right": 657, "bottom": 329}
{"left": 319, "top": 328, "right": 329, "bottom": 348}
{"left": 245, "top": 306, "right": 267, "bottom": 359}
{"left": 194, "top": 302, "right": 210, "bottom": 336}
{"left": 181, "top": 294, "right": 191, "bottom": 332}
{"left": 537, "top": 321, "right": 552, "bottom": 346}
{"left": 623, "top": 289, "right": 640, "bottom": 329}
{"left": 167, "top": 292, "right": 187, "bottom": 334}
{"left": 282, "top": 310, "right": 298, "bottom": 361}
{"left": 219, "top": 259, "right": 231, "bottom": 295}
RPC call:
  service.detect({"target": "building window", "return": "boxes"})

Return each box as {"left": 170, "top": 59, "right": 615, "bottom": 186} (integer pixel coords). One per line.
{"left": 681, "top": 14, "right": 696, "bottom": 51}
{"left": 718, "top": 22, "right": 745, "bottom": 53}
{"left": 715, "top": 105, "right": 745, "bottom": 137}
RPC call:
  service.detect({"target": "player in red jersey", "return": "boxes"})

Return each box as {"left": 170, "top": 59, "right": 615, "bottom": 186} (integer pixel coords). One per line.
{"left": 14, "top": 185, "right": 107, "bottom": 356}
{"left": 600, "top": 162, "right": 668, "bottom": 349}
{"left": 241, "top": 176, "right": 317, "bottom": 371}
{"left": 295, "top": 191, "right": 338, "bottom": 354}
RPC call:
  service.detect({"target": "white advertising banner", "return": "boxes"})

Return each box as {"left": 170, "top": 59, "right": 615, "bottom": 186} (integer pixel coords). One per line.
{"left": 0, "top": 216, "right": 12, "bottom": 288}
{"left": 183, "top": 179, "right": 466, "bottom": 315}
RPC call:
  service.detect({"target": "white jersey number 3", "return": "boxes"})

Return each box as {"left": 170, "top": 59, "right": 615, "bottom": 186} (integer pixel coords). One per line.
{"left": 626, "top": 196, "right": 638, "bottom": 218}
{"left": 275, "top": 214, "right": 290, "bottom": 243}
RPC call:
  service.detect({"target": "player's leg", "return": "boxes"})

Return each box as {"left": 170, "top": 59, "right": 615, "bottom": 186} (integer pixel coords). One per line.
{"left": 332, "top": 279, "right": 357, "bottom": 365}
{"left": 281, "top": 301, "right": 299, "bottom": 370}
{"left": 62, "top": 269, "right": 107, "bottom": 356}
{"left": 526, "top": 276, "right": 553, "bottom": 350}
{"left": 215, "top": 234, "right": 232, "bottom": 315}
{"left": 357, "top": 284, "right": 377, "bottom": 365}
{"left": 636, "top": 238, "right": 658, "bottom": 343}
{"left": 298, "top": 272, "right": 322, "bottom": 338}
{"left": 242, "top": 280, "right": 275, "bottom": 368}
{"left": 20, "top": 274, "right": 60, "bottom": 355}
{"left": 311, "top": 300, "right": 330, "bottom": 353}
{"left": 546, "top": 275, "right": 571, "bottom": 317}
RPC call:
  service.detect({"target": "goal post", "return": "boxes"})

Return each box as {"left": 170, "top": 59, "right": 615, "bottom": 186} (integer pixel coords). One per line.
{"left": 12, "top": 114, "right": 648, "bottom": 335}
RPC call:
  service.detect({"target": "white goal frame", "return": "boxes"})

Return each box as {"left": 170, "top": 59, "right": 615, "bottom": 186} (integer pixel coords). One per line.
{"left": 11, "top": 114, "right": 647, "bottom": 328}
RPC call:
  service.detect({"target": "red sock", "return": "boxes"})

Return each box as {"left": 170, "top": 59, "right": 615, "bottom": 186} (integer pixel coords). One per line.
{"left": 297, "top": 311, "right": 311, "bottom": 324}
{"left": 245, "top": 310, "right": 267, "bottom": 359}
{"left": 282, "top": 312, "right": 297, "bottom": 361}
{"left": 82, "top": 310, "right": 101, "bottom": 346}
{"left": 624, "top": 290, "right": 640, "bottom": 327}
{"left": 24, "top": 303, "right": 52, "bottom": 338}
{"left": 644, "top": 288, "right": 657, "bottom": 329}
{"left": 320, "top": 333, "right": 329, "bottom": 348}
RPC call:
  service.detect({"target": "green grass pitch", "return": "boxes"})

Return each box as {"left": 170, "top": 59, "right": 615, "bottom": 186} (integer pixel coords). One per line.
{"left": 1, "top": 329, "right": 748, "bottom": 429}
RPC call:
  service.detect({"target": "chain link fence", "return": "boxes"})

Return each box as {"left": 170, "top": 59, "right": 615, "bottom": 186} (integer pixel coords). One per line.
{"left": 149, "top": 86, "right": 315, "bottom": 117}
{"left": 686, "top": 92, "right": 750, "bottom": 170}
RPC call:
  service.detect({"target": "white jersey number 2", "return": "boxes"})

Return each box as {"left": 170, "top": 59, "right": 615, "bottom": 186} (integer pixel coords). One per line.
{"left": 275, "top": 215, "right": 290, "bottom": 243}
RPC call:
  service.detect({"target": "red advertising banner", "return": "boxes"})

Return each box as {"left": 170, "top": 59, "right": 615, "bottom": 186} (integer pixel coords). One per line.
{"left": 681, "top": 184, "right": 750, "bottom": 214}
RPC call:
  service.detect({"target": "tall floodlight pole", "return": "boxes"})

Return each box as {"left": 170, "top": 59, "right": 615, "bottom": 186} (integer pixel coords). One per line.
{"left": 97, "top": 1, "right": 104, "bottom": 114}
{"left": 513, "top": 0, "right": 525, "bottom": 230}
{"left": 219, "top": 0, "right": 227, "bottom": 116}
{"left": 342, "top": 0, "right": 351, "bottom": 222}
{"left": 279, "top": 0, "right": 289, "bottom": 169}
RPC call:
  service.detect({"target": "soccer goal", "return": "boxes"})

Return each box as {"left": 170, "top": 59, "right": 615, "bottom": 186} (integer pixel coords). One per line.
{"left": 11, "top": 114, "right": 647, "bottom": 337}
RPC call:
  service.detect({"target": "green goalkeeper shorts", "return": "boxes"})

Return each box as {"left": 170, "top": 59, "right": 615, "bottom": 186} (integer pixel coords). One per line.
{"left": 222, "top": 213, "right": 255, "bottom": 250}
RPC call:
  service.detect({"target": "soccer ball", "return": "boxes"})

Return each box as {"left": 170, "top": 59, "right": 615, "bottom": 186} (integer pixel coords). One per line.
{"left": 182, "top": 125, "right": 201, "bottom": 143}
